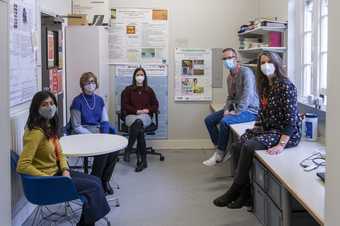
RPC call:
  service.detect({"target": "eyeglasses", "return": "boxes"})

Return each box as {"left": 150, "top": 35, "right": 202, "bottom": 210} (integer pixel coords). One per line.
{"left": 85, "top": 80, "right": 96, "bottom": 85}
{"left": 299, "top": 152, "right": 326, "bottom": 172}
{"left": 222, "top": 56, "right": 236, "bottom": 60}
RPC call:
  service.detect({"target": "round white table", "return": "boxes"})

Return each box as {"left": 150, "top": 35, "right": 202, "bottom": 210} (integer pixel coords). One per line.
{"left": 60, "top": 134, "right": 128, "bottom": 173}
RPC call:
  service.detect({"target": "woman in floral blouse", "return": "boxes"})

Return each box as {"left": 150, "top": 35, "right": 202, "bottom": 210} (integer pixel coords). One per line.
{"left": 213, "top": 51, "right": 301, "bottom": 209}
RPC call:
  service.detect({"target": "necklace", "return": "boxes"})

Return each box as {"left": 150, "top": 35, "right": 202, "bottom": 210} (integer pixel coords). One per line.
{"left": 82, "top": 94, "right": 96, "bottom": 110}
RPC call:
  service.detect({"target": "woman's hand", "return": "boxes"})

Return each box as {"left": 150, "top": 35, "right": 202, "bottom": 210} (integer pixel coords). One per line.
{"left": 142, "top": 109, "right": 150, "bottom": 114}
{"left": 62, "top": 170, "right": 71, "bottom": 178}
{"left": 266, "top": 145, "right": 284, "bottom": 155}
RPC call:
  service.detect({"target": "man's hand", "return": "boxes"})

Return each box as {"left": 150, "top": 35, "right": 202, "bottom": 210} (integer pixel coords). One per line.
{"left": 224, "top": 110, "right": 230, "bottom": 115}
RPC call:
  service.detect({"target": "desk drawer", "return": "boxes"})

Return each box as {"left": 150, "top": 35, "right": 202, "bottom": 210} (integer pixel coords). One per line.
{"left": 254, "top": 183, "right": 266, "bottom": 225}
{"left": 267, "top": 172, "right": 282, "bottom": 209}
{"left": 266, "top": 196, "right": 283, "bottom": 226}
{"left": 254, "top": 159, "right": 266, "bottom": 190}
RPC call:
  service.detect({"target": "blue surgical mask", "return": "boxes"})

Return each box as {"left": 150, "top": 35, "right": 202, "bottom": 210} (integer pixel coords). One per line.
{"left": 223, "top": 59, "right": 236, "bottom": 70}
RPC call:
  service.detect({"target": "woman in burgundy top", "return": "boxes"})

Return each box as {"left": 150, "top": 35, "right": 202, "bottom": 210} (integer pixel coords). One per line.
{"left": 121, "top": 67, "right": 159, "bottom": 172}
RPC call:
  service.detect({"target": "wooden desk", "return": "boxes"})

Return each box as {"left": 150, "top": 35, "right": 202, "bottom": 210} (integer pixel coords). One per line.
{"left": 230, "top": 121, "right": 255, "bottom": 136}
{"left": 209, "top": 103, "right": 224, "bottom": 112}
{"left": 226, "top": 120, "right": 325, "bottom": 225}
{"left": 256, "top": 142, "right": 325, "bottom": 225}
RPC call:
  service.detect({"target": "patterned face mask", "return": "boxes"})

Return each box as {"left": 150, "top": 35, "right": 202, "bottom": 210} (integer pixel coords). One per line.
{"left": 39, "top": 105, "right": 57, "bottom": 119}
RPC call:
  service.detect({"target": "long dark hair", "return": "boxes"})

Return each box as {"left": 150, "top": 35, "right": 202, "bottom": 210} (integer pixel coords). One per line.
{"left": 132, "top": 67, "right": 148, "bottom": 89}
{"left": 256, "top": 51, "right": 288, "bottom": 98}
{"left": 26, "top": 91, "right": 59, "bottom": 139}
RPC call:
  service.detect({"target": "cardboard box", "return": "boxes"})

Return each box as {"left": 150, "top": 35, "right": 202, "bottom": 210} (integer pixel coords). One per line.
{"left": 68, "top": 14, "right": 88, "bottom": 26}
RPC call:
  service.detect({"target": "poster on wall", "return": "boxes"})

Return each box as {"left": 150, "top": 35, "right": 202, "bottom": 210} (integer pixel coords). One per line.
{"left": 174, "top": 48, "right": 212, "bottom": 101}
{"left": 9, "top": 0, "right": 38, "bottom": 107}
{"left": 47, "top": 31, "right": 55, "bottom": 68}
{"left": 49, "top": 69, "right": 63, "bottom": 95}
{"left": 72, "top": 0, "right": 110, "bottom": 25}
{"left": 109, "top": 8, "right": 168, "bottom": 64}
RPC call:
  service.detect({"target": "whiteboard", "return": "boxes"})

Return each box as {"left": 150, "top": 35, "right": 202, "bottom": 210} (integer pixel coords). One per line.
{"left": 9, "top": 0, "right": 38, "bottom": 107}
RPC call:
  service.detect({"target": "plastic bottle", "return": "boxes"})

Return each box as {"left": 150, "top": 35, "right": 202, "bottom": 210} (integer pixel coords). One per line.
{"left": 303, "top": 113, "right": 318, "bottom": 141}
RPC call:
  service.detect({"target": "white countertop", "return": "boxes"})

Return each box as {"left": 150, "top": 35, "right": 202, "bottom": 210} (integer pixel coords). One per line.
{"left": 209, "top": 103, "right": 224, "bottom": 112}
{"left": 256, "top": 141, "right": 325, "bottom": 225}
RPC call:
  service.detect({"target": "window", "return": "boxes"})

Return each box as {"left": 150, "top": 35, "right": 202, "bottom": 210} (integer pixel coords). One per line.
{"left": 301, "top": 0, "right": 328, "bottom": 106}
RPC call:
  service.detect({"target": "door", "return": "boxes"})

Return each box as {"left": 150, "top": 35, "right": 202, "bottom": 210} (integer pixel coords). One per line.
{"left": 41, "top": 13, "right": 64, "bottom": 130}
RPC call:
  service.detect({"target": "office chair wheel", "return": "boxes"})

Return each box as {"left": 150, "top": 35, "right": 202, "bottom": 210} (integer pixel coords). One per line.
{"left": 160, "top": 156, "right": 165, "bottom": 161}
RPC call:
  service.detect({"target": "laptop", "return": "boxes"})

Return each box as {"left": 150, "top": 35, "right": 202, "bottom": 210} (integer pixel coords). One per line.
{"left": 317, "top": 172, "right": 325, "bottom": 182}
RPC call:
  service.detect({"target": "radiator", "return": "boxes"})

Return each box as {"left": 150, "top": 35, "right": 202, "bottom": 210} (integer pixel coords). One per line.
{"left": 10, "top": 110, "right": 29, "bottom": 218}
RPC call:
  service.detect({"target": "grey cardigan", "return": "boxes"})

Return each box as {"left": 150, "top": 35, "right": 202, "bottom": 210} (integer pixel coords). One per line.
{"left": 224, "top": 66, "right": 259, "bottom": 114}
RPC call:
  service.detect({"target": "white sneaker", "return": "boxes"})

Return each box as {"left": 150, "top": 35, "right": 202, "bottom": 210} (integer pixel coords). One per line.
{"left": 203, "top": 152, "right": 223, "bottom": 166}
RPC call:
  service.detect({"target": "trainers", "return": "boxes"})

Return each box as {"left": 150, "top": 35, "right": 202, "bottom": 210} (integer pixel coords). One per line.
{"left": 203, "top": 152, "right": 223, "bottom": 166}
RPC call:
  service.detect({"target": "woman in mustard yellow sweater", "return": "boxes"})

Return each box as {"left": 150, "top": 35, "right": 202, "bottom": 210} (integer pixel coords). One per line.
{"left": 17, "top": 91, "right": 110, "bottom": 226}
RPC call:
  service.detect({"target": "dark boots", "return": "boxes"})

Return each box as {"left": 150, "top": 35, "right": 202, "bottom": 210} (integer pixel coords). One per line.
{"left": 123, "top": 148, "right": 130, "bottom": 162}
{"left": 213, "top": 183, "right": 252, "bottom": 208}
{"left": 213, "top": 183, "right": 242, "bottom": 207}
{"left": 102, "top": 181, "right": 113, "bottom": 195}
{"left": 135, "top": 153, "right": 147, "bottom": 172}
{"left": 227, "top": 184, "right": 252, "bottom": 209}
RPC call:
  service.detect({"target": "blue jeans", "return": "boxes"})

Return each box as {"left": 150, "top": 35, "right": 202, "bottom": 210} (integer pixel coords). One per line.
{"left": 204, "top": 109, "right": 257, "bottom": 153}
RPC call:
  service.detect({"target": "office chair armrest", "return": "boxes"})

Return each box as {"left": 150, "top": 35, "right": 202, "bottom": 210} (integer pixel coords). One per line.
{"left": 21, "top": 174, "right": 81, "bottom": 205}
{"left": 154, "top": 111, "right": 160, "bottom": 127}
{"left": 116, "top": 111, "right": 122, "bottom": 131}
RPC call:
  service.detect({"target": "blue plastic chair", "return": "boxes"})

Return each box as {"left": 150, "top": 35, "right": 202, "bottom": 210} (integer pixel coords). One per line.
{"left": 10, "top": 151, "right": 86, "bottom": 225}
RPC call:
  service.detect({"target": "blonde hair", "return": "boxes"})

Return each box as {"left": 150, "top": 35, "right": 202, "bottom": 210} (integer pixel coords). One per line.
{"left": 79, "top": 72, "right": 98, "bottom": 91}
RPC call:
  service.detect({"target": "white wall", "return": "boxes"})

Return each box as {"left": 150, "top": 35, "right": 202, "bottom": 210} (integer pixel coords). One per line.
{"left": 258, "top": 0, "right": 288, "bottom": 20}
{"left": 39, "top": 0, "right": 71, "bottom": 16}
{"left": 325, "top": 0, "right": 340, "bottom": 225}
{"left": 0, "top": 0, "right": 12, "bottom": 225}
{"left": 109, "top": 0, "right": 258, "bottom": 146}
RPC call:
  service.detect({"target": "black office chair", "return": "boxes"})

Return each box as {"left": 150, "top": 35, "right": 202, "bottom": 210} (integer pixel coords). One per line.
{"left": 116, "top": 109, "right": 165, "bottom": 162}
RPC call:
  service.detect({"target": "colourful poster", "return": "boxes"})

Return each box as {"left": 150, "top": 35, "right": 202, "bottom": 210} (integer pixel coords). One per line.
{"left": 47, "top": 31, "right": 55, "bottom": 68}
{"left": 49, "top": 69, "right": 62, "bottom": 94}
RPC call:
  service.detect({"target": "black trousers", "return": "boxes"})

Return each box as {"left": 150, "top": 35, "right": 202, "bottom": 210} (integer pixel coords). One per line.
{"left": 70, "top": 171, "right": 110, "bottom": 224}
{"left": 231, "top": 139, "right": 267, "bottom": 186}
{"left": 126, "top": 119, "right": 146, "bottom": 156}
{"left": 91, "top": 152, "right": 118, "bottom": 182}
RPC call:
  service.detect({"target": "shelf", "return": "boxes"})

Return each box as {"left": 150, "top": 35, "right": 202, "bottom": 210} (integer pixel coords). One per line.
{"left": 238, "top": 26, "right": 287, "bottom": 36}
{"left": 238, "top": 47, "right": 287, "bottom": 54}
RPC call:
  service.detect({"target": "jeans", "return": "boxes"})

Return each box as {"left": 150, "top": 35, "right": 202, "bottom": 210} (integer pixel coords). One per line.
{"left": 204, "top": 109, "right": 257, "bottom": 153}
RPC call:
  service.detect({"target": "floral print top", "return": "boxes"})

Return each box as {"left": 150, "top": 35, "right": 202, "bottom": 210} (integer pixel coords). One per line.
{"left": 241, "top": 77, "right": 302, "bottom": 148}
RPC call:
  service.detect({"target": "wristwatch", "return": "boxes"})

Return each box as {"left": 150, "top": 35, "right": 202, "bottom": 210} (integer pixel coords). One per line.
{"left": 279, "top": 140, "right": 287, "bottom": 147}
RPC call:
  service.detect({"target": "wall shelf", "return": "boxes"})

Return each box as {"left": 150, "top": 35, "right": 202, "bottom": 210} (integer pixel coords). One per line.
{"left": 238, "top": 26, "right": 287, "bottom": 36}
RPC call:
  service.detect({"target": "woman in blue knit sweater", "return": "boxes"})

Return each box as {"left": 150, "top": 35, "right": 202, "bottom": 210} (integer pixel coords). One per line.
{"left": 70, "top": 72, "right": 118, "bottom": 195}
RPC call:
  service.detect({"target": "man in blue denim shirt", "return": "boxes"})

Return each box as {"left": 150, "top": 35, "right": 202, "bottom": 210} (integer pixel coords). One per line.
{"left": 203, "top": 48, "right": 259, "bottom": 166}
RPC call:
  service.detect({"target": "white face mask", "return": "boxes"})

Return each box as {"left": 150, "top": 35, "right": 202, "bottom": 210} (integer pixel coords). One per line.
{"left": 261, "top": 63, "right": 276, "bottom": 78}
{"left": 135, "top": 75, "right": 145, "bottom": 84}
{"left": 84, "top": 83, "right": 96, "bottom": 94}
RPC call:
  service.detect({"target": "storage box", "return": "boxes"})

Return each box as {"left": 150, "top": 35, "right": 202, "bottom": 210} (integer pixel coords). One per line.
{"left": 269, "top": 32, "right": 282, "bottom": 47}
{"left": 67, "top": 14, "right": 87, "bottom": 26}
